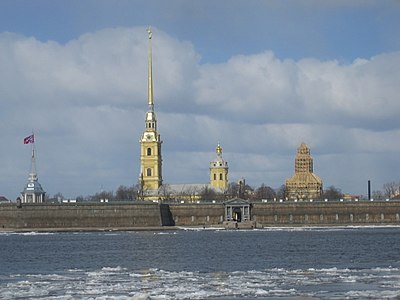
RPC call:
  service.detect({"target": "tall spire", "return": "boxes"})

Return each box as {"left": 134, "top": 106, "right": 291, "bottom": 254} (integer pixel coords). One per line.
{"left": 29, "top": 143, "right": 38, "bottom": 182}
{"left": 139, "top": 27, "right": 163, "bottom": 194}
{"left": 147, "top": 27, "right": 154, "bottom": 112}
{"left": 144, "top": 27, "right": 157, "bottom": 132}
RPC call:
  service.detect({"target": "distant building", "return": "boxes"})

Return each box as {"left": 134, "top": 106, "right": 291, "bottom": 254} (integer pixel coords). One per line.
{"left": 0, "top": 196, "right": 9, "bottom": 203}
{"left": 285, "top": 143, "right": 323, "bottom": 200}
{"left": 21, "top": 144, "right": 46, "bottom": 203}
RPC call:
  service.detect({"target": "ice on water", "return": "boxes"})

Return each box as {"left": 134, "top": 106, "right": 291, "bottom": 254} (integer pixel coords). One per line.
{"left": 2, "top": 227, "right": 400, "bottom": 299}
{"left": 2, "top": 266, "right": 400, "bottom": 299}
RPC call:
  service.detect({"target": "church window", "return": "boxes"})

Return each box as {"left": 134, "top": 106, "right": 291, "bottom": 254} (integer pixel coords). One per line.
{"left": 214, "top": 174, "right": 216, "bottom": 180}
{"left": 147, "top": 148, "right": 152, "bottom": 156}
{"left": 220, "top": 174, "right": 223, "bottom": 180}
{"left": 146, "top": 168, "right": 152, "bottom": 176}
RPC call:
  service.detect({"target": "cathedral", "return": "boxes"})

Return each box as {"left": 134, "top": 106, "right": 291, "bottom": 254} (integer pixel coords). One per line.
{"left": 285, "top": 143, "right": 323, "bottom": 200}
{"left": 138, "top": 30, "right": 324, "bottom": 202}
{"left": 138, "top": 29, "right": 229, "bottom": 201}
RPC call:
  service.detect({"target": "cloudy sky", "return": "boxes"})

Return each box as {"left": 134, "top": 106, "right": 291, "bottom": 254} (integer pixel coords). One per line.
{"left": 0, "top": 0, "right": 399, "bottom": 200}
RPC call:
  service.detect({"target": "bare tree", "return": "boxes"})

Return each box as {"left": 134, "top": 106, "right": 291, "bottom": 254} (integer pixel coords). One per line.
{"left": 383, "top": 181, "right": 399, "bottom": 198}
{"left": 277, "top": 185, "right": 286, "bottom": 200}
{"left": 137, "top": 173, "right": 145, "bottom": 201}
{"left": 227, "top": 182, "right": 240, "bottom": 198}
{"left": 46, "top": 192, "right": 64, "bottom": 203}
{"left": 254, "top": 184, "right": 276, "bottom": 201}
{"left": 323, "top": 186, "right": 343, "bottom": 200}
{"left": 372, "top": 190, "right": 384, "bottom": 200}
{"left": 199, "top": 186, "right": 217, "bottom": 201}
{"left": 89, "top": 190, "right": 114, "bottom": 202}
{"left": 159, "top": 184, "right": 172, "bottom": 202}
{"left": 115, "top": 185, "right": 137, "bottom": 201}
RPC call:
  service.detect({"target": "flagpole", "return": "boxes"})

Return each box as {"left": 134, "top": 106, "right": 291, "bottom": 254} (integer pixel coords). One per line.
{"left": 31, "top": 140, "right": 36, "bottom": 176}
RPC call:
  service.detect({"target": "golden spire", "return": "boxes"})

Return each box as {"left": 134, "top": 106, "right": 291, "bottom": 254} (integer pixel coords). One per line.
{"left": 147, "top": 27, "right": 153, "bottom": 112}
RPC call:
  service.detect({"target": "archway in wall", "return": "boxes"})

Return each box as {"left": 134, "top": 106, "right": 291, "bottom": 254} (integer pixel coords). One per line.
{"left": 224, "top": 198, "right": 251, "bottom": 222}
{"left": 233, "top": 207, "right": 242, "bottom": 222}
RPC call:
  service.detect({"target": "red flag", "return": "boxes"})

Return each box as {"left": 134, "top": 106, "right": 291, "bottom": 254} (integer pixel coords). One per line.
{"left": 23, "top": 134, "right": 34, "bottom": 144}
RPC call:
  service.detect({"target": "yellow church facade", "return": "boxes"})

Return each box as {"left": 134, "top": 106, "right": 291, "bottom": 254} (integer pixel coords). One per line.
{"left": 210, "top": 143, "right": 229, "bottom": 191}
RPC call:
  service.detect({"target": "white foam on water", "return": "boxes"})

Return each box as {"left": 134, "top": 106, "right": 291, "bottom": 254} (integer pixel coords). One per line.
{"left": 261, "top": 225, "right": 400, "bottom": 232}
{"left": 345, "top": 289, "right": 400, "bottom": 299}
{"left": 177, "top": 226, "right": 226, "bottom": 231}
{"left": 130, "top": 293, "right": 151, "bottom": 300}
{"left": 371, "top": 266, "right": 400, "bottom": 272}
{"left": 0, "top": 231, "right": 55, "bottom": 236}
{"left": 154, "top": 231, "right": 177, "bottom": 235}
{"left": 101, "top": 266, "right": 127, "bottom": 272}
{"left": 1, "top": 266, "right": 400, "bottom": 299}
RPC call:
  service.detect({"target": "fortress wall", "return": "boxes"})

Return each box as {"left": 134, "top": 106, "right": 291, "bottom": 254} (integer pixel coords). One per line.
{"left": 252, "top": 202, "right": 400, "bottom": 225}
{"left": 168, "top": 203, "right": 225, "bottom": 226}
{"left": 0, "top": 203, "right": 163, "bottom": 229}
{"left": 1, "top": 201, "right": 400, "bottom": 230}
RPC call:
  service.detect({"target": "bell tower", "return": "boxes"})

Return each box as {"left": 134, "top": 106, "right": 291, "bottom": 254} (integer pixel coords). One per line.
{"left": 139, "top": 28, "right": 162, "bottom": 193}
{"left": 210, "top": 143, "right": 229, "bottom": 190}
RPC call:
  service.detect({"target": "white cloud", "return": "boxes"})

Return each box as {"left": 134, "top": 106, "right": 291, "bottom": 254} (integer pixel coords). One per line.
{"left": 0, "top": 27, "right": 399, "bottom": 200}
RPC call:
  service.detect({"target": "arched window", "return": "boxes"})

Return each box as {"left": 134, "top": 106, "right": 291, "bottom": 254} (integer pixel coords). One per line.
{"left": 213, "top": 174, "right": 216, "bottom": 180}
{"left": 220, "top": 174, "right": 223, "bottom": 180}
{"left": 147, "top": 148, "right": 152, "bottom": 156}
{"left": 146, "top": 168, "right": 152, "bottom": 176}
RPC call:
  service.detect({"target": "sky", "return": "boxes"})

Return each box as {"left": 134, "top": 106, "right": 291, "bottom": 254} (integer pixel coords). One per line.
{"left": 0, "top": 0, "right": 399, "bottom": 200}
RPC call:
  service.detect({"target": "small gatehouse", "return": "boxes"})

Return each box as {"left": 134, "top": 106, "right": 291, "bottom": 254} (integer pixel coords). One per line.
{"left": 224, "top": 198, "right": 251, "bottom": 223}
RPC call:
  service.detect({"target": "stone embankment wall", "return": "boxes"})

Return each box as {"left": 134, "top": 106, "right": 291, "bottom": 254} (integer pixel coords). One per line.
{"left": 169, "top": 203, "right": 225, "bottom": 226}
{"left": 1, "top": 201, "right": 400, "bottom": 230}
{"left": 170, "top": 201, "right": 400, "bottom": 227}
{"left": 0, "top": 202, "right": 165, "bottom": 229}
{"left": 252, "top": 201, "right": 400, "bottom": 226}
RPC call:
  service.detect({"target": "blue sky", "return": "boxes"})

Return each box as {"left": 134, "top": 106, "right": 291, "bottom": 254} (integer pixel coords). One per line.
{"left": 1, "top": 1, "right": 398, "bottom": 62}
{"left": 0, "top": 0, "right": 399, "bottom": 200}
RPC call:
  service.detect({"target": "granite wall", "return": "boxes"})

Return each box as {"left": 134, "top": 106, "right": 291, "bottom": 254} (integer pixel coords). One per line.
{"left": 252, "top": 201, "right": 400, "bottom": 225}
{"left": 1, "top": 201, "right": 399, "bottom": 230}
{"left": 0, "top": 202, "right": 164, "bottom": 229}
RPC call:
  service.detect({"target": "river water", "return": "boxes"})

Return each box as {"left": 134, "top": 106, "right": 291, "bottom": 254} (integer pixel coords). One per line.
{"left": 1, "top": 226, "right": 400, "bottom": 299}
